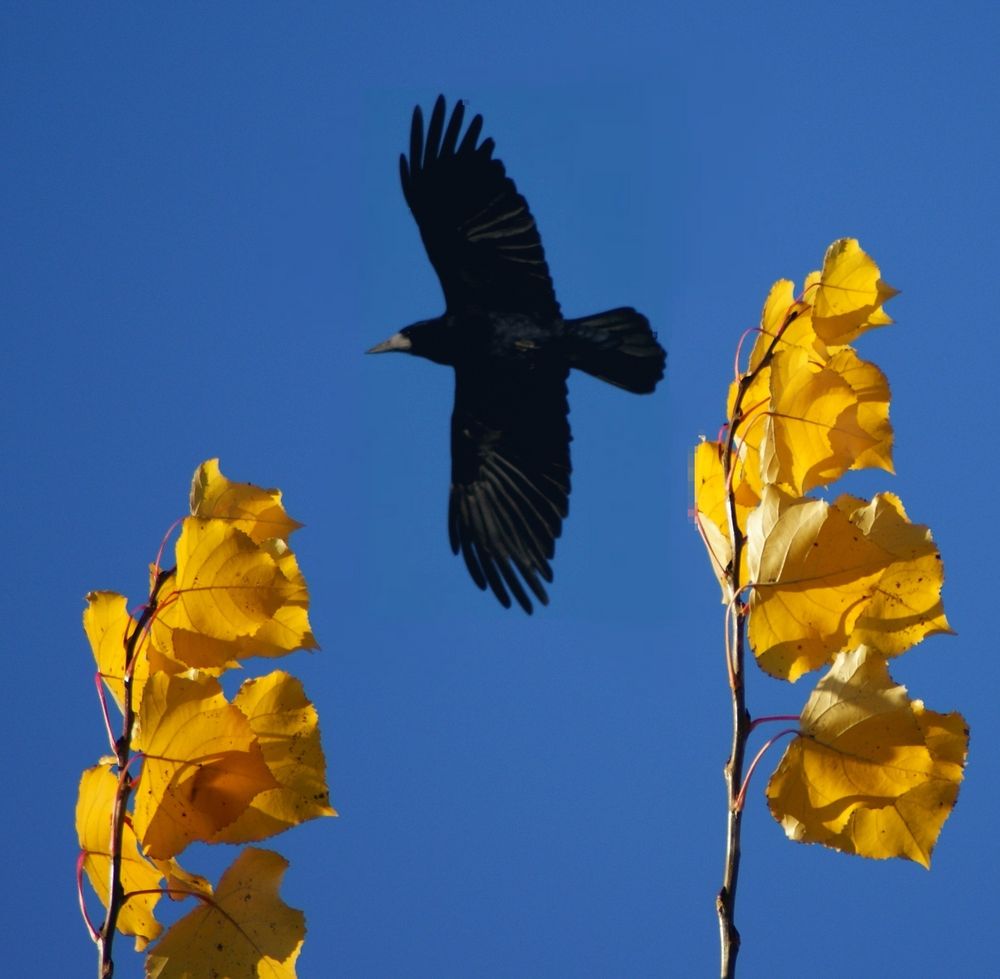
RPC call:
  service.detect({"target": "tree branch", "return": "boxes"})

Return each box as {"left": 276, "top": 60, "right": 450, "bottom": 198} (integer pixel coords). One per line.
{"left": 715, "top": 315, "right": 790, "bottom": 978}
{"left": 96, "top": 567, "right": 173, "bottom": 979}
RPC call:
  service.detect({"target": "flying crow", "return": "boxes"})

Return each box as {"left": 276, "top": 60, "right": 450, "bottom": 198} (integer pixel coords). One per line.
{"left": 368, "top": 95, "right": 666, "bottom": 613}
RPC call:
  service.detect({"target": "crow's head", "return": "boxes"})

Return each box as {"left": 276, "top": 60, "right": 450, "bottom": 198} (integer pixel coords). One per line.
{"left": 367, "top": 317, "right": 455, "bottom": 366}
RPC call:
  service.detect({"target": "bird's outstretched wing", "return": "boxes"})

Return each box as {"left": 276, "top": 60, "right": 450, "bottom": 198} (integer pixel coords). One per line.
{"left": 449, "top": 364, "right": 571, "bottom": 613}
{"left": 400, "top": 95, "right": 560, "bottom": 319}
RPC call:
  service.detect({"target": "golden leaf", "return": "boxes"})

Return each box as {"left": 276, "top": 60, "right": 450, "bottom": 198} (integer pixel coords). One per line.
{"left": 746, "top": 278, "right": 816, "bottom": 371}
{"left": 150, "top": 626, "right": 243, "bottom": 672}
{"left": 190, "top": 458, "right": 303, "bottom": 543}
{"left": 747, "top": 488, "right": 949, "bottom": 680}
{"left": 150, "top": 542, "right": 316, "bottom": 669}
{"left": 171, "top": 518, "right": 297, "bottom": 641}
{"left": 767, "top": 647, "right": 968, "bottom": 867}
{"left": 841, "top": 493, "right": 952, "bottom": 655}
{"left": 213, "top": 671, "right": 336, "bottom": 843}
{"left": 132, "top": 673, "right": 279, "bottom": 859}
{"left": 824, "top": 348, "right": 894, "bottom": 474}
{"left": 145, "top": 848, "right": 304, "bottom": 979}
{"left": 746, "top": 487, "right": 886, "bottom": 680}
{"left": 760, "top": 345, "right": 893, "bottom": 493}
{"left": 76, "top": 766, "right": 163, "bottom": 950}
{"left": 84, "top": 592, "right": 150, "bottom": 715}
{"left": 693, "top": 440, "right": 733, "bottom": 596}
{"left": 238, "top": 541, "right": 318, "bottom": 658}
{"left": 812, "top": 238, "right": 898, "bottom": 344}
{"left": 754, "top": 279, "right": 796, "bottom": 363}
{"left": 726, "top": 368, "right": 769, "bottom": 520}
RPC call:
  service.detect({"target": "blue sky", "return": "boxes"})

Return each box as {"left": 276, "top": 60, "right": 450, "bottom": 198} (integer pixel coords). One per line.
{"left": 3, "top": 2, "right": 997, "bottom": 976}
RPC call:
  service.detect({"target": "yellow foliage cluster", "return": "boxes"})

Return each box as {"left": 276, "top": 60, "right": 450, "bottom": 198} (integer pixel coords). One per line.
{"left": 694, "top": 240, "right": 967, "bottom": 867}
{"left": 77, "top": 460, "right": 332, "bottom": 975}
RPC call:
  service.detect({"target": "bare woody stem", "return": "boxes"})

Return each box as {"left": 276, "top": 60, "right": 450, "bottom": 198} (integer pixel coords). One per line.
{"left": 96, "top": 567, "right": 173, "bottom": 979}
{"left": 717, "top": 416, "right": 750, "bottom": 979}
{"left": 716, "top": 320, "right": 790, "bottom": 978}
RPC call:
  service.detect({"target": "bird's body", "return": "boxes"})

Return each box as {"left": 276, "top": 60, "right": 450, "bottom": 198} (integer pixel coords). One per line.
{"left": 369, "top": 96, "right": 666, "bottom": 612}
{"left": 400, "top": 310, "right": 565, "bottom": 368}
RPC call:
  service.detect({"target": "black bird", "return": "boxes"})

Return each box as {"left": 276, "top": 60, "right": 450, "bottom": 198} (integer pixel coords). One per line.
{"left": 368, "top": 95, "right": 666, "bottom": 613}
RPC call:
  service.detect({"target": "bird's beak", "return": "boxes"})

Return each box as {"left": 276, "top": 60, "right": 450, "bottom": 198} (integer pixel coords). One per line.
{"left": 366, "top": 332, "right": 412, "bottom": 354}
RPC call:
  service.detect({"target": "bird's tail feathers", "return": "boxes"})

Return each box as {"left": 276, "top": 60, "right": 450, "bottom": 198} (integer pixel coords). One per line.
{"left": 567, "top": 308, "right": 666, "bottom": 394}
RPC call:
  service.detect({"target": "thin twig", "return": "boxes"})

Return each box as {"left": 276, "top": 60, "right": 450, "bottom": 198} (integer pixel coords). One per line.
{"left": 715, "top": 313, "right": 790, "bottom": 979}
{"left": 77, "top": 852, "right": 99, "bottom": 941}
{"left": 95, "top": 566, "right": 173, "bottom": 979}
{"left": 95, "top": 673, "right": 117, "bottom": 755}
{"left": 733, "top": 728, "right": 798, "bottom": 812}
{"left": 749, "top": 714, "right": 800, "bottom": 733}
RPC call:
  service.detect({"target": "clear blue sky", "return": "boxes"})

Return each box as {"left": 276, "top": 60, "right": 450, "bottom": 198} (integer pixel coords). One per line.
{"left": 3, "top": 2, "right": 996, "bottom": 976}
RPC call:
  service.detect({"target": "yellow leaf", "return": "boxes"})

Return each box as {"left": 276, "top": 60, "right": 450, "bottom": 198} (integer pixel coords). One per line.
{"left": 171, "top": 518, "right": 297, "bottom": 641}
{"left": 747, "top": 276, "right": 830, "bottom": 372}
{"left": 190, "top": 458, "right": 303, "bottom": 544}
{"left": 147, "top": 573, "right": 236, "bottom": 673}
{"left": 84, "top": 592, "right": 150, "bottom": 715}
{"left": 745, "top": 279, "right": 793, "bottom": 371}
{"left": 746, "top": 279, "right": 816, "bottom": 371}
{"left": 842, "top": 493, "right": 952, "bottom": 655}
{"left": 725, "top": 366, "right": 770, "bottom": 518}
{"left": 213, "top": 671, "right": 336, "bottom": 843}
{"left": 759, "top": 278, "right": 796, "bottom": 346}
{"left": 825, "top": 348, "right": 894, "bottom": 474}
{"left": 766, "top": 647, "right": 968, "bottom": 867}
{"left": 76, "top": 766, "right": 163, "bottom": 950}
{"left": 134, "top": 571, "right": 199, "bottom": 670}
{"left": 693, "top": 438, "right": 755, "bottom": 595}
{"left": 132, "top": 672, "right": 279, "bottom": 859}
{"left": 152, "top": 627, "right": 244, "bottom": 672}
{"left": 693, "top": 440, "right": 732, "bottom": 596}
{"left": 747, "top": 487, "right": 886, "bottom": 680}
{"left": 747, "top": 488, "right": 950, "bottom": 679}
{"left": 812, "top": 238, "right": 898, "bottom": 344}
{"left": 761, "top": 343, "right": 856, "bottom": 491}
{"left": 145, "top": 848, "right": 304, "bottom": 979}
{"left": 760, "top": 345, "right": 893, "bottom": 493}
{"left": 239, "top": 541, "right": 318, "bottom": 657}
{"left": 150, "top": 542, "right": 317, "bottom": 669}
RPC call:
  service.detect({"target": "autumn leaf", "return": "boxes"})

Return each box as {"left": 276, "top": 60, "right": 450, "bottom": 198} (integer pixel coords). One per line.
{"left": 211, "top": 671, "right": 336, "bottom": 843}
{"left": 746, "top": 487, "right": 887, "bottom": 679}
{"left": 145, "top": 848, "right": 304, "bottom": 979}
{"left": 767, "top": 647, "right": 968, "bottom": 867}
{"left": 147, "top": 587, "right": 245, "bottom": 673}
{"left": 190, "top": 458, "right": 303, "bottom": 543}
{"left": 726, "top": 365, "right": 770, "bottom": 519}
{"left": 737, "top": 272, "right": 895, "bottom": 496}
{"left": 745, "top": 278, "right": 817, "bottom": 372}
{"left": 811, "top": 238, "right": 898, "bottom": 344}
{"left": 150, "top": 539, "right": 316, "bottom": 669}
{"left": 170, "top": 518, "right": 298, "bottom": 641}
{"left": 147, "top": 572, "right": 244, "bottom": 673}
{"left": 726, "top": 286, "right": 824, "bottom": 517}
{"left": 746, "top": 488, "right": 949, "bottom": 680}
{"left": 760, "top": 345, "right": 893, "bottom": 494}
{"left": 825, "top": 348, "right": 894, "bottom": 473}
{"left": 693, "top": 440, "right": 733, "bottom": 595}
{"left": 76, "top": 766, "right": 163, "bottom": 950}
{"left": 132, "top": 672, "right": 279, "bottom": 859}
{"left": 84, "top": 591, "right": 150, "bottom": 714}
{"left": 840, "top": 492, "right": 952, "bottom": 656}
{"left": 234, "top": 541, "right": 318, "bottom": 658}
